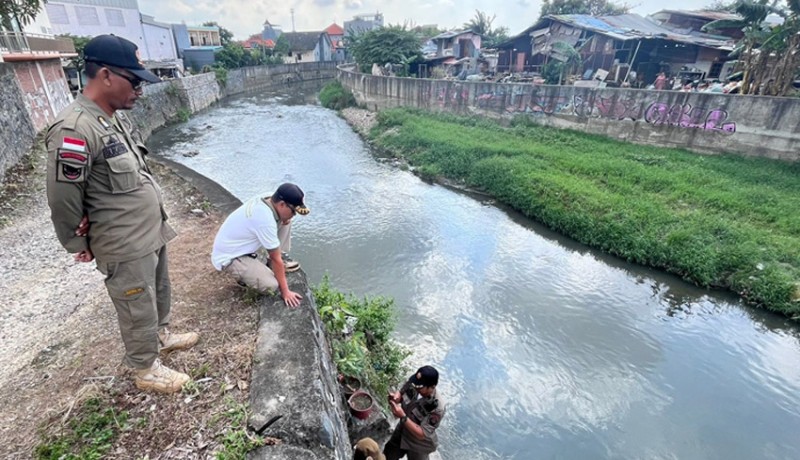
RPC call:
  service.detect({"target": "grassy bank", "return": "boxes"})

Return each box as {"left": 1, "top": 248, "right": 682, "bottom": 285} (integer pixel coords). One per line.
{"left": 368, "top": 108, "right": 800, "bottom": 318}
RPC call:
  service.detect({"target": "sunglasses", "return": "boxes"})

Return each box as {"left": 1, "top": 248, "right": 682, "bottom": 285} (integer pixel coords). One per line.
{"left": 105, "top": 67, "right": 145, "bottom": 90}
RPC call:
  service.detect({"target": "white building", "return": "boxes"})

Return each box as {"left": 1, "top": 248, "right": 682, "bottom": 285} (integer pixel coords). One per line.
{"left": 45, "top": 0, "right": 177, "bottom": 64}
{"left": 141, "top": 15, "right": 178, "bottom": 62}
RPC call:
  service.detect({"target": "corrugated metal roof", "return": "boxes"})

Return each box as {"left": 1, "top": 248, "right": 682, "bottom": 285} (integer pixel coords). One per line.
{"left": 431, "top": 29, "right": 475, "bottom": 40}
{"left": 655, "top": 10, "right": 741, "bottom": 21}
{"left": 549, "top": 14, "right": 733, "bottom": 50}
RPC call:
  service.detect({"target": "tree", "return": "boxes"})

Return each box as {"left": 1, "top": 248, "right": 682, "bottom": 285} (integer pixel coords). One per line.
{"left": 202, "top": 21, "right": 234, "bottom": 46}
{"left": 703, "top": 0, "right": 796, "bottom": 94}
{"left": 0, "top": 0, "right": 44, "bottom": 30}
{"left": 703, "top": 0, "right": 734, "bottom": 12}
{"left": 539, "top": 0, "right": 630, "bottom": 18}
{"left": 462, "top": 10, "right": 510, "bottom": 48}
{"left": 60, "top": 34, "right": 92, "bottom": 72}
{"left": 346, "top": 26, "right": 423, "bottom": 75}
{"left": 274, "top": 34, "right": 290, "bottom": 56}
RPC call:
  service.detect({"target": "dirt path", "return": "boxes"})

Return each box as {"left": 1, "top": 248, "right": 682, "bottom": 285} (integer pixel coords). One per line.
{"left": 0, "top": 145, "right": 259, "bottom": 458}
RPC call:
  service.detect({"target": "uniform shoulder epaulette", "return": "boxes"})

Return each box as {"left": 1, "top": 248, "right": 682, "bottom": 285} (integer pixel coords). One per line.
{"left": 61, "top": 105, "right": 87, "bottom": 131}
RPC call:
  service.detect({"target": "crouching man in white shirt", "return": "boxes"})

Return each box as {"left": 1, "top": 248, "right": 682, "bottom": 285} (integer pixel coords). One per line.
{"left": 211, "top": 183, "right": 309, "bottom": 307}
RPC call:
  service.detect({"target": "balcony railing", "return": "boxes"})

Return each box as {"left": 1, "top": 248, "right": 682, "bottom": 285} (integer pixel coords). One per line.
{"left": 0, "top": 31, "right": 75, "bottom": 55}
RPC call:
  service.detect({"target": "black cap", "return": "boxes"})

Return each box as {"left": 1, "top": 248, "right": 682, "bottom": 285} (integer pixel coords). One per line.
{"left": 275, "top": 183, "right": 310, "bottom": 215}
{"left": 83, "top": 34, "right": 160, "bottom": 83}
{"left": 409, "top": 365, "right": 438, "bottom": 387}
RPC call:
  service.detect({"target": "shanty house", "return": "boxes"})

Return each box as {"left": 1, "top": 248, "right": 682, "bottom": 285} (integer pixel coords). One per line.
{"left": 498, "top": 13, "right": 735, "bottom": 85}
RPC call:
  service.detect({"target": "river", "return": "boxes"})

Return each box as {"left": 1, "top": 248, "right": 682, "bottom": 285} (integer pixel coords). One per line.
{"left": 148, "top": 91, "right": 800, "bottom": 460}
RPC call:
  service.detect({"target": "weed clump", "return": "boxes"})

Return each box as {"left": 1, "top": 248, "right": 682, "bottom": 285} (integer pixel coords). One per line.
{"left": 319, "top": 81, "right": 357, "bottom": 111}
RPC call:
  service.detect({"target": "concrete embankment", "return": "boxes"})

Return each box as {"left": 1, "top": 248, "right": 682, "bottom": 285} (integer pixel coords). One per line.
{"left": 337, "top": 65, "right": 800, "bottom": 162}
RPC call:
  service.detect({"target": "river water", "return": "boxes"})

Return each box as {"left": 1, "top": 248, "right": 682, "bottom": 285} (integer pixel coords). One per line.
{"left": 149, "top": 91, "right": 800, "bottom": 460}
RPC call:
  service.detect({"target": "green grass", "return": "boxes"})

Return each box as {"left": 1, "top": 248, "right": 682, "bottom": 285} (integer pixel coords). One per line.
{"left": 214, "top": 398, "right": 264, "bottom": 460}
{"left": 35, "top": 397, "right": 129, "bottom": 460}
{"left": 369, "top": 108, "right": 800, "bottom": 318}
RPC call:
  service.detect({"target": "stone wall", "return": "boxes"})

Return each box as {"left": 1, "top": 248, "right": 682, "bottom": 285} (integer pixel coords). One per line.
{"left": 127, "top": 80, "right": 188, "bottom": 141}
{"left": 0, "top": 64, "right": 36, "bottom": 176}
{"left": 338, "top": 66, "right": 800, "bottom": 162}
{"left": 222, "top": 62, "right": 338, "bottom": 97}
{"left": 174, "top": 72, "right": 221, "bottom": 113}
{"left": 12, "top": 59, "right": 72, "bottom": 132}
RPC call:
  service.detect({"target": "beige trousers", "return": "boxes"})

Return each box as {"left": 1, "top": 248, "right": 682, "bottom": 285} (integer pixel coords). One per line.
{"left": 97, "top": 245, "right": 170, "bottom": 369}
{"left": 222, "top": 221, "right": 291, "bottom": 294}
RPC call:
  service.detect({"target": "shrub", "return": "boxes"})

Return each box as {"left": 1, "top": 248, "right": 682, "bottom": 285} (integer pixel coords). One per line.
{"left": 313, "top": 276, "right": 410, "bottom": 404}
{"left": 319, "top": 81, "right": 356, "bottom": 110}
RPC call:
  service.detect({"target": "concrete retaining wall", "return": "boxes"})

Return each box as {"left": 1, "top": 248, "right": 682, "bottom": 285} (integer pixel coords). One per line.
{"left": 128, "top": 62, "right": 337, "bottom": 140}
{"left": 1, "top": 62, "right": 337, "bottom": 178}
{"left": 338, "top": 66, "right": 800, "bottom": 162}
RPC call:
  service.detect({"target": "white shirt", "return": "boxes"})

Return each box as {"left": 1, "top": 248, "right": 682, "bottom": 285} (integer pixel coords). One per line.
{"left": 211, "top": 196, "right": 279, "bottom": 270}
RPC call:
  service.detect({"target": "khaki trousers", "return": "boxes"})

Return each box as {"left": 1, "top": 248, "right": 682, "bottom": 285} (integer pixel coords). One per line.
{"left": 222, "top": 221, "right": 291, "bottom": 294}
{"left": 97, "top": 245, "right": 170, "bottom": 369}
{"left": 383, "top": 423, "right": 430, "bottom": 460}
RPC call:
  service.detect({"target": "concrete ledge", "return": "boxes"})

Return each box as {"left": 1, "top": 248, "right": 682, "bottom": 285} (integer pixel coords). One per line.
{"left": 248, "top": 270, "right": 351, "bottom": 460}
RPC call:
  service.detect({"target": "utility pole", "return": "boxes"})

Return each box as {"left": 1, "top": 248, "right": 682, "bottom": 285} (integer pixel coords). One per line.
{"left": 290, "top": 8, "right": 295, "bottom": 32}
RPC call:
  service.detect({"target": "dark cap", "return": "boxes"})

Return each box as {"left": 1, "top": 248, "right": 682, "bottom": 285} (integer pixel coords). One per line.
{"left": 274, "top": 183, "right": 310, "bottom": 215}
{"left": 84, "top": 34, "right": 160, "bottom": 83}
{"left": 409, "top": 365, "right": 438, "bottom": 387}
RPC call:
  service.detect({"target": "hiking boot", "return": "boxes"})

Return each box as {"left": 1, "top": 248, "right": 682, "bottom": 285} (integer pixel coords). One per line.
{"left": 268, "top": 254, "right": 300, "bottom": 272}
{"left": 134, "top": 359, "right": 190, "bottom": 393}
{"left": 282, "top": 253, "right": 301, "bottom": 273}
{"left": 158, "top": 328, "right": 199, "bottom": 353}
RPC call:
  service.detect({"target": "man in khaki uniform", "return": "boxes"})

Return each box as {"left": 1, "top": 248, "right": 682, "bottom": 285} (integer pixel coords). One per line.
{"left": 384, "top": 365, "right": 446, "bottom": 460}
{"left": 46, "top": 35, "right": 198, "bottom": 393}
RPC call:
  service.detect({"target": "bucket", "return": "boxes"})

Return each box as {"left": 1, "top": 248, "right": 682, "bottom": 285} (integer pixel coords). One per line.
{"left": 348, "top": 390, "right": 374, "bottom": 420}
{"left": 338, "top": 374, "right": 362, "bottom": 398}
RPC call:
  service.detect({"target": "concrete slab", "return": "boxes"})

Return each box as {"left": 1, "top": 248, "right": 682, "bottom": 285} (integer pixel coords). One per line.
{"left": 248, "top": 270, "right": 351, "bottom": 460}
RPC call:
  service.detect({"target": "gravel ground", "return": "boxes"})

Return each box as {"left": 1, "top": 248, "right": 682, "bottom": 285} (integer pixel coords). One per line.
{"left": 0, "top": 143, "right": 258, "bottom": 458}
{"left": 340, "top": 107, "right": 378, "bottom": 135}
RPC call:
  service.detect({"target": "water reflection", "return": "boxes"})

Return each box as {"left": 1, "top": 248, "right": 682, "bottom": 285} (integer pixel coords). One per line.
{"left": 149, "top": 91, "right": 800, "bottom": 460}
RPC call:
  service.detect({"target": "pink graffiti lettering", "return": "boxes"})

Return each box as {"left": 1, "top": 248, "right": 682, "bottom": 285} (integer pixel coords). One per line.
{"left": 645, "top": 102, "right": 735, "bottom": 134}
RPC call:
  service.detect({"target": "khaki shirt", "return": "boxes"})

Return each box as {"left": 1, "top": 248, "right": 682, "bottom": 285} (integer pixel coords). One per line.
{"left": 46, "top": 94, "right": 176, "bottom": 262}
{"left": 398, "top": 380, "right": 446, "bottom": 454}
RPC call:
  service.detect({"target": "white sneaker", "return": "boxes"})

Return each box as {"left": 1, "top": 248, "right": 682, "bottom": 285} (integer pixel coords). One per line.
{"left": 159, "top": 328, "right": 200, "bottom": 353}
{"left": 134, "top": 359, "right": 190, "bottom": 393}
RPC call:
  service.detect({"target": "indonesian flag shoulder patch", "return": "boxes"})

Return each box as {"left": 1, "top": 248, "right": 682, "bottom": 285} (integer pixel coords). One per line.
{"left": 56, "top": 139, "right": 90, "bottom": 183}
{"left": 61, "top": 137, "right": 86, "bottom": 153}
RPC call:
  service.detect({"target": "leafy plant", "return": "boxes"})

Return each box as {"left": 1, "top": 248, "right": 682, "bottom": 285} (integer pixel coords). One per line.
{"left": 313, "top": 277, "right": 410, "bottom": 404}
{"left": 175, "top": 108, "right": 191, "bottom": 123}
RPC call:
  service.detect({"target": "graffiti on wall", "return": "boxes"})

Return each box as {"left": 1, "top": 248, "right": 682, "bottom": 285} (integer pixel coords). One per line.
{"left": 643, "top": 102, "right": 736, "bottom": 134}
{"left": 470, "top": 86, "right": 737, "bottom": 135}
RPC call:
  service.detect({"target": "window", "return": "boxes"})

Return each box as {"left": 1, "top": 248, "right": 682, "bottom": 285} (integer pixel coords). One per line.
{"left": 709, "top": 62, "right": 723, "bottom": 79}
{"left": 46, "top": 4, "right": 69, "bottom": 24}
{"left": 75, "top": 6, "right": 100, "bottom": 26}
{"left": 105, "top": 9, "right": 125, "bottom": 27}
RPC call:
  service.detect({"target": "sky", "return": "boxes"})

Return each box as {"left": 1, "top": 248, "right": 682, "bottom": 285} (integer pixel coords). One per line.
{"left": 137, "top": 0, "right": 710, "bottom": 41}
